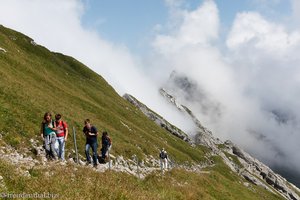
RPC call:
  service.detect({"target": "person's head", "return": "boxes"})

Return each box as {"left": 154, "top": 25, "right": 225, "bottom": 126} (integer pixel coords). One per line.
{"left": 43, "top": 112, "right": 52, "bottom": 123}
{"left": 55, "top": 113, "right": 62, "bottom": 121}
{"left": 84, "top": 119, "right": 91, "bottom": 129}
{"left": 102, "top": 131, "right": 108, "bottom": 137}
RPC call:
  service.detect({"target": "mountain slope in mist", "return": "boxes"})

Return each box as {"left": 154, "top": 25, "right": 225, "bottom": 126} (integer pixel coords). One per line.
{"left": 161, "top": 71, "right": 300, "bottom": 188}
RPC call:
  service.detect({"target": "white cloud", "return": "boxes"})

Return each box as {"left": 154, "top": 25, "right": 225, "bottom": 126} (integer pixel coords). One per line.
{"left": 153, "top": 0, "right": 300, "bottom": 177}
{"left": 225, "top": 10, "right": 300, "bottom": 173}
{"left": 154, "top": 0, "right": 219, "bottom": 55}
{"left": 226, "top": 11, "right": 300, "bottom": 168}
{"left": 292, "top": 0, "right": 300, "bottom": 25}
{"left": 227, "top": 12, "right": 300, "bottom": 56}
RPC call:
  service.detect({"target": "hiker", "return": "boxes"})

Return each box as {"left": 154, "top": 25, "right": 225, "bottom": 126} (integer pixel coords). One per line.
{"left": 40, "top": 112, "right": 57, "bottom": 160}
{"left": 159, "top": 148, "right": 168, "bottom": 170}
{"left": 100, "top": 131, "right": 112, "bottom": 161}
{"left": 54, "top": 114, "right": 68, "bottom": 161}
{"left": 83, "top": 119, "right": 98, "bottom": 167}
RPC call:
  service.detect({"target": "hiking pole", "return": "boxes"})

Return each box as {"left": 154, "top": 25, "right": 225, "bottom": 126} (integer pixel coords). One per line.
{"left": 133, "top": 155, "right": 140, "bottom": 179}
{"left": 160, "top": 158, "right": 163, "bottom": 176}
{"left": 137, "top": 156, "right": 140, "bottom": 179}
{"left": 73, "top": 127, "right": 79, "bottom": 164}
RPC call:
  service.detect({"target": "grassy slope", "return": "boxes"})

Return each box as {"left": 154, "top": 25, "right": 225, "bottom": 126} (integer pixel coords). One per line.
{"left": 0, "top": 25, "right": 205, "bottom": 163}
{"left": 0, "top": 25, "right": 283, "bottom": 199}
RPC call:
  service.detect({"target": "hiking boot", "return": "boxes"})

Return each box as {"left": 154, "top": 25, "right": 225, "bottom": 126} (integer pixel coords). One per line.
{"left": 86, "top": 161, "right": 91, "bottom": 166}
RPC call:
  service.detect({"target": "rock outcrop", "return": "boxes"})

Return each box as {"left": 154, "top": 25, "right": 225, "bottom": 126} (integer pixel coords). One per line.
{"left": 123, "top": 93, "right": 191, "bottom": 143}
{"left": 0, "top": 47, "right": 7, "bottom": 53}
{"left": 223, "top": 140, "right": 300, "bottom": 200}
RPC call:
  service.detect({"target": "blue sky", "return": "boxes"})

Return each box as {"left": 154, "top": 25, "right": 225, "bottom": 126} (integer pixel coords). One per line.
{"left": 81, "top": 0, "right": 292, "bottom": 53}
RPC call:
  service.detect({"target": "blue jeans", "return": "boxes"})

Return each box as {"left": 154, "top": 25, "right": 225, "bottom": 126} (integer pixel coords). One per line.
{"left": 55, "top": 137, "right": 65, "bottom": 161}
{"left": 85, "top": 142, "right": 98, "bottom": 165}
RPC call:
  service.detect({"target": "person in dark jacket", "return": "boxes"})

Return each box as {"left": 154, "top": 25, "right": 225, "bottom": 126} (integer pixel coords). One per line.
{"left": 101, "top": 131, "right": 112, "bottom": 160}
{"left": 83, "top": 119, "right": 98, "bottom": 167}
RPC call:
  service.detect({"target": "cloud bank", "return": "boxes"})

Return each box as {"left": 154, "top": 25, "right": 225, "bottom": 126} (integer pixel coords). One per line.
{"left": 153, "top": 0, "right": 300, "bottom": 181}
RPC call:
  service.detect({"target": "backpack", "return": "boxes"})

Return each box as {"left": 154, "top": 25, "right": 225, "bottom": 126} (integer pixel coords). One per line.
{"left": 55, "top": 121, "right": 66, "bottom": 132}
{"left": 160, "top": 151, "right": 166, "bottom": 159}
{"left": 55, "top": 121, "right": 66, "bottom": 137}
{"left": 107, "top": 136, "right": 112, "bottom": 146}
{"left": 102, "top": 136, "right": 112, "bottom": 146}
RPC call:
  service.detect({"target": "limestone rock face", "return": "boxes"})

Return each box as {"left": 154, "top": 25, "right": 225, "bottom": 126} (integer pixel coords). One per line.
{"left": 123, "top": 93, "right": 191, "bottom": 143}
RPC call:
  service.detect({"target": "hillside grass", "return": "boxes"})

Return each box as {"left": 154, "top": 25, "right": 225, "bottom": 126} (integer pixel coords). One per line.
{"left": 0, "top": 25, "right": 206, "bottom": 164}
{"left": 223, "top": 151, "right": 243, "bottom": 168}
{"left": 0, "top": 158, "right": 283, "bottom": 200}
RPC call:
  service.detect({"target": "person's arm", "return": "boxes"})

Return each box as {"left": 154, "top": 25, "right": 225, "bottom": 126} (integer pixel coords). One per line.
{"left": 88, "top": 126, "right": 98, "bottom": 136}
{"left": 64, "top": 128, "right": 69, "bottom": 141}
{"left": 88, "top": 132, "right": 98, "bottom": 136}
{"left": 84, "top": 128, "right": 95, "bottom": 136}
{"left": 48, "top": 122, "right": 57, "bottom": 131}
{"left": 48, "top": 127, "right": 57, "bottom": 131}
{"left": 83, "top": 129, "right": 89, "bottom": 137}
{"left": 64, "top": 122, "right": 68, "bottom": 141}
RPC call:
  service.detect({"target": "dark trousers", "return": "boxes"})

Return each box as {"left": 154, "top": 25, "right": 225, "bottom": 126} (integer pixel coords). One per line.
{"left": 101, "top": 145, "right": 108, "bottom": 159}
{"left": 85, "top": 142, "right": 98, "bottom": 165}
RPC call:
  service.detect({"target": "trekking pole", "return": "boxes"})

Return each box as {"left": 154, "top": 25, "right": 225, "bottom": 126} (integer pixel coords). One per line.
{"left": 137, "top": 156, "right": 140, "bottom": 179}
{"left": 73, "top": 127, "right": 79, "bottom": 164}
{"left": 132, "top": 155, "right": 140, "bottom": 179}
{"left": 160, "top": 159, "right": 163, "bottom": 176}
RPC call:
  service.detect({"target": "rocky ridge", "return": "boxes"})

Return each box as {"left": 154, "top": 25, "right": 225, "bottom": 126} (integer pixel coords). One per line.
{"left": 123, "top": 93, "right": 191, "bottom": 143}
